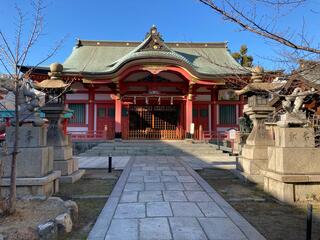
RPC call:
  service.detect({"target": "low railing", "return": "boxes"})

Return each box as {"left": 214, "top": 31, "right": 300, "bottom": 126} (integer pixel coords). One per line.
{"left": 68, "top": 130, "right": 106, "bottom": 140}
{"left": 128, "top": 128, "right": 185, "bottom": 140}
{"left": 201, "top": 130, "right": 227, "bottom": 141}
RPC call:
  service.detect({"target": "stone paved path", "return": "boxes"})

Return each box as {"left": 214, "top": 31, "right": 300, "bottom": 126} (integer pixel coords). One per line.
{"left": 89, "top": 156, "right": 265, "bottom": 240}
{"left": 78, "top": 156, "right": 130, "bottom": 169}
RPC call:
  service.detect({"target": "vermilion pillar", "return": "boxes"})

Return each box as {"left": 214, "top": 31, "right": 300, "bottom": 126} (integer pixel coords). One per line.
{"left": 185, "top": 98, "right": 193, "bottom": 134}
{"left": 239, "top": 96, "right": 245, "bottom": 117}
{"left": 88, "top": 88, "right": 95, "bottom": 133}
{"left": 211, "top": 89, "right": 217, "bottom": 134}
{"left": 212, "top": 104, "right": 217, "bottom": 133}
{"left": 115, "top": 98, "right": 122, "bottom": 137}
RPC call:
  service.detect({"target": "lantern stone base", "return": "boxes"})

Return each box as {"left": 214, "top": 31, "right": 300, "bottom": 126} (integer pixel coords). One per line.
{"left": 53, "top": 146, "right": 73, "bottom": 161}
{"left": 263, "top": 171, "right": 320, "bottom": 203}
{"left": 53, "top": 149, "right": 85, "bottom": 183}
{"left": 1, "top": 171, "right": 60, "bottom": 199}
{"left": 59, "top": 170, "right": 85, "bottom": 184}
{"left": 237, "top": 145, "right": 270, "bottom": 184}
{"left": 52, "top": 137, "right": 85, "bottom": 183}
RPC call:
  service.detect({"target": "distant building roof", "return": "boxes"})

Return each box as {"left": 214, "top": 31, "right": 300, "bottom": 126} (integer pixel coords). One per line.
{"left": 297, "top": 60, "right": 320, "bottom": 87}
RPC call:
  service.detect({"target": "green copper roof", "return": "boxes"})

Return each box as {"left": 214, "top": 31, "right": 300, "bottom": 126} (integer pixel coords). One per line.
{"left": 61, "top": 27, "right": 249, "bottom": 78}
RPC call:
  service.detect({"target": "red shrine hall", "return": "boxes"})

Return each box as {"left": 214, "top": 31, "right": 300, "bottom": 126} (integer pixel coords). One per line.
{"left": 25, "top": 26, "right": 250, "bottom": 140}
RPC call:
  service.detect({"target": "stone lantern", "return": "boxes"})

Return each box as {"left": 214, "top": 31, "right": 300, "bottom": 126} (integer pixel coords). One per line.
{"left": 35, "top": 63, "right": 85, "bottom": 183}
{"left": 35, "top": 63, "right": 69, "bottom": 145}
{"left": 235, "top": 66, "right": 285, "bottom": 183}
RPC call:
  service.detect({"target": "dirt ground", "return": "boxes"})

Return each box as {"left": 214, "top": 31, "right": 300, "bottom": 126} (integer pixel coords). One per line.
{"left": 0, "top": 198, "right": 68, "bottom": 237}
{"left": 55, "top": 170, "right": 121, "bottom": 240}
{"left": 198, "top": 168, "right": 320, "bottom": 240}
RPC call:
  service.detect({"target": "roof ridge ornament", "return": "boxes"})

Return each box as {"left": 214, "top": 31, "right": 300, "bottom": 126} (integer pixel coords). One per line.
{"left": 75, "top": 38, "right": 82, "bottom": 48}
{"left": 140, "top": 25, "right": 168, "bottom": 52}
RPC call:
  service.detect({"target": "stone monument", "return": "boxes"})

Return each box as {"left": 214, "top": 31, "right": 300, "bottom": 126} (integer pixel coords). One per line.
{"left": 235, "top": 66, "right": 284, "bottom": 183}
{"left": 35, "top": 63, "right": 85, "bottom": 183}
{"left": 264, "top": 88, "right": 320, "bottom": 203}
{"left": 1, "top": 79, "right": 60, "bottom": 198}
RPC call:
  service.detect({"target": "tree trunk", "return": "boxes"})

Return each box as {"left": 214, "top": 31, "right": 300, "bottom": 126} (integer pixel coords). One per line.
{"left": 7, "top": 81, "right": 19, "bottom": 215}
{"left": 0, "top": 152, "right": 3, "bottom": 211}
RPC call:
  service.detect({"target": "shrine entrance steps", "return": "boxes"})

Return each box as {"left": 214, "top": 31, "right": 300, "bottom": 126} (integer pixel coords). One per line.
{"left": 78, "top": 141, "right": 237, "bottom": 170}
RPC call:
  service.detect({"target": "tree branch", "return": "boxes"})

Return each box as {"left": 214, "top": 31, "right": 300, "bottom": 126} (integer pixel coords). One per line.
{"left": 199, "top": 0, "right": 320, "bottom": 54}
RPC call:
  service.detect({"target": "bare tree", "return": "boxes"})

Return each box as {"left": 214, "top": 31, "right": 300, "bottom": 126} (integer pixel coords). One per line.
{"left": 198, "top": 0, "right": 320, "bottom": 105}
{"left": 0, "top": 0, "right": 64, "bottom": 215}
{"left": 198, "top": 0, "right": 320, "bottom": 58}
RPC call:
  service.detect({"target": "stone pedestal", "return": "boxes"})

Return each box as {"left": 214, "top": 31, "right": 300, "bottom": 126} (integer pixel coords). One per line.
{"left": 263, "top": 126, "right": 320, "bottom": 203}
{"left": 237, "top": 100, "right": 275, "bottom": 184}
{"left": 1, "top": 126, "right": 60, "bottom": 198}
{"left": 42, "top": 104, "right": 84, "bottom": 183}
{"left": 233, "top": 131, "right": 249, "bottom": 155}
{"left": 52, "top": 136, "right": 84, "bottom": 183}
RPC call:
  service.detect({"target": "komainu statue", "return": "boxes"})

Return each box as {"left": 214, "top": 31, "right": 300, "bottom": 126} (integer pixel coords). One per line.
{"left": 282, "top": 87, "right": 315, "bottom": 114}
{"left": 278, "top": 87, "right": 315, "bottom": 127}
{"left": 0, "top": 77, "right": 45, "bottom": 126}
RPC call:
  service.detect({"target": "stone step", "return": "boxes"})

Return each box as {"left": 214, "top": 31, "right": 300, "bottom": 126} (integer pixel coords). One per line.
{"left": 89, "top": 145, "right": 220, "bottom": 149}
{"left": 80, "top": 142, "right": 227, "bottom": 157}
{"left": 84, "top": 148, "right": 222, "bottom": 153}
{"left": 91, "top": 146, "right": 219, "bottom": 150}
{"left": 91, "top": 151, "right": 223, "bottom": 155}
{"left": 94, "top": 143, "right": 218, "bottom": 147}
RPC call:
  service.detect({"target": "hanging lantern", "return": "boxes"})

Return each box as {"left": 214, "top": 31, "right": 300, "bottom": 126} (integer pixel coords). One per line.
{"left": 133, "top": 96, "right": 136, "bottom": 105}
{"left": 170, "top": 97, "right": 173, "bottom": 105}
{"left": 158, "top": 97, "right": 161, "bottom": 105}
{"left": 146, "top": 97, "right": 149, "bottom": 105}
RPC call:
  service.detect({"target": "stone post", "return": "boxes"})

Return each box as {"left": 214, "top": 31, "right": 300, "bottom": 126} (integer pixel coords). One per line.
{"left": 42, "top": 103, "right": 85, "bottom": 183}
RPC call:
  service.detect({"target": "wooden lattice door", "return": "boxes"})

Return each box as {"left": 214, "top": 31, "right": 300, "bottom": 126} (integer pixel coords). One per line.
{"left": 128, "top": 105, "right": 181, "bottom": 139}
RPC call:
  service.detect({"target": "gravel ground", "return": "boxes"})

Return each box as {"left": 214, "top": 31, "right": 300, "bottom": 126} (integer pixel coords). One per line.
{"left": 198, "top": 168, "right": 320, "bottom": 240}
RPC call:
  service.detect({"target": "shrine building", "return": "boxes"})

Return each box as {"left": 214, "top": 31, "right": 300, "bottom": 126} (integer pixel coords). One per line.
{"left": 24, "top": 26, "right": 251, "bottom": 140}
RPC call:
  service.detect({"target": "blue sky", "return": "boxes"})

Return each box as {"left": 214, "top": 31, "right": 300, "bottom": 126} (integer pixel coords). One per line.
{"left": 0, "top": 0, "right": 319, "bottom": 72}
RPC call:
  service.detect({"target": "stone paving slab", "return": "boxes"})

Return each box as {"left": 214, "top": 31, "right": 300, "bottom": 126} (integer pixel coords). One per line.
{"left": 199, "top": 217, "right": 248, "bottom": 240}
{"left": 105, "top": 219, "right": 138, "bottom": 240}
{"left": 146, "top": 202, "right": 173, "bottom": 217}
{"left": 171, "top": 202, "right": 204, "bottom": 217}
{"left": 120, "top": 191, "right": 138, "bottom": 203}
{"left": 169, "top": 217, "right": 208, "bottom": 240}
{"left": 114, "top": 203, "right": 146, "bottom": 219}
{"left": 89, "top": 156, "right": 266, "bottom": 240}
{"left": 139, "top": 218, "right": 172, "bottom": 240}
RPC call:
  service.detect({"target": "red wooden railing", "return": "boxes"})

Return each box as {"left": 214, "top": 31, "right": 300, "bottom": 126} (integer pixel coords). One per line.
{"left": 68, "top": 128, "right": 185, "bottom": 140}
{"left": 127, "top": 128, "right": 185, "bottom": 140}
{"left": 68, "top": 130, "right": 106, "bottom": 140}
{"left": 198, "top": 130, "right": 228, "bottom": 142}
